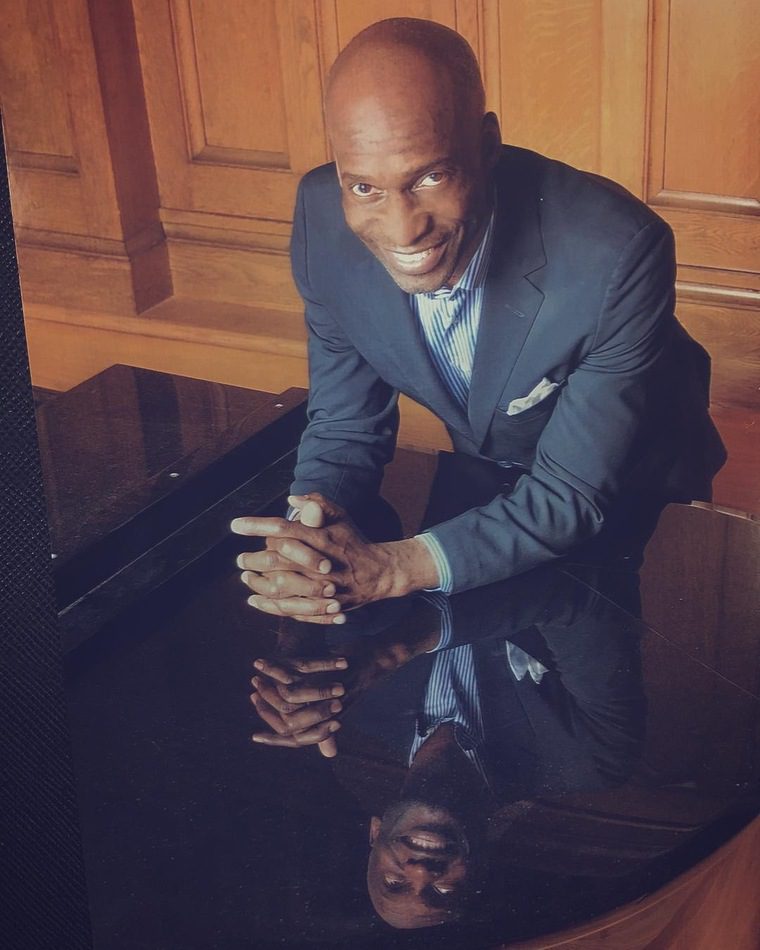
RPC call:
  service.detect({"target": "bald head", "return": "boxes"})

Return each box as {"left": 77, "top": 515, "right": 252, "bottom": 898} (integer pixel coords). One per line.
{"left": 323, "top": 19, "right": 500, "bottom": 293}
{"left": 326, "top": 18, "right": 485, "bottom": 137}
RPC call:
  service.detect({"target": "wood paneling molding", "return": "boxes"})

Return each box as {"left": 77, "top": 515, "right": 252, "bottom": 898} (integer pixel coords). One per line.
{"left": 169, "top": 0, "right": 290, "bottom": 170}
{"left": 160, "top": 208, "right": 291, "bottom": 252}
{"left": 168, "top": 241, "right": 300, "bottom": 312}
{"left": 658, "top": 207, "right": 759, "bottom": 274}
{"left": 651, "top": 190, "right": 760, "bottom": 217}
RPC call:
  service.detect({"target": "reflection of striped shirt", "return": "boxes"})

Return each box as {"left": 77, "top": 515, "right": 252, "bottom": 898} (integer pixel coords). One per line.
{"left": 409, "top": 643, "right": 487, "bottom": 783}
{"left": 409, "top": 636, "right": 548, "bottom": 785}
{"left": 411, "top": 212, "right": 496, "bottom": 593}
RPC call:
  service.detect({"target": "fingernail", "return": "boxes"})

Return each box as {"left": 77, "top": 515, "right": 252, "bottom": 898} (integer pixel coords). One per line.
{"left": 319, "top": 559, "right": 331, "bottom": 574}
{"left": 236, "top": 555, "right": 246, "bottom": 569}
{"left": 329, "top": 721, "right": 341, "bottom": 733}
{"left": 241, "top": 571, "right": 251, "bottom": 584}
{"left": 251, "top": 735, "right": 266, "bottom": 743}
{"left": 252, "top": 676, "right": 260, "bottom": 688}
{"left": 247, "top": 596, "right": 258, "bottom": 607}
{"left": 332, "top": 614, "right": 346, "bottom": 625}
{"left": 323, "top": 583, "right": 336, "bottom": 597}
{"left": 326, "top": 601, "right": 340, "bottom": 614}
{"left": 331, "top": 685, "right": 345, "bottom": 697}
{"left": 253, "top": 660, "right": 264, "bottom": 670}
{"left": 335, "top": 659, "right": 348, "bottom": 669}
{"left": 330, "top": 700, "right": 342, "bottom": 713}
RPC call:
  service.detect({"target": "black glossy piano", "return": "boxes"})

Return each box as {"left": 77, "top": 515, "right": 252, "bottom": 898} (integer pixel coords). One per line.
{"left": 38, "top": 366, "right": 760, "bottom": 949}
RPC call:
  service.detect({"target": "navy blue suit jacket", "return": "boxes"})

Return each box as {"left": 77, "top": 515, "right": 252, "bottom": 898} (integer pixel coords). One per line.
{"left": 289, "top": 146, "right": 726, "bottom": 592}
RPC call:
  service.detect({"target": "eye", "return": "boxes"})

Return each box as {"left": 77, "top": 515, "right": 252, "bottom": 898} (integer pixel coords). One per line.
{"left": 350, "top": 182, "right": 381, "bottom": 197}
{"left": 416, "top": 171, "right": 446, "bottom": 188}
{"left": 383, "top": 875, "right": 405, "bottom": 889}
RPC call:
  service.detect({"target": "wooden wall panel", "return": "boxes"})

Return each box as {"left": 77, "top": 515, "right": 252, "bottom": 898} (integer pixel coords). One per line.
{"left": 134, "top": 0, "right": 328, "bottom": 222}
{"left": 330, "top": 0, "right": 457, "bottom": 47}
{"left": 657, "top": 0, "right": 759, "bottom": 202}
{"left": 647, "top": 0, "right": 759, "bottom": 314}
{"left": 490, "top": 0, "right": 651, "bottom": 197}
{"left": 2, "top": 0, "right": 170, "bottom": 313}
{"left": 181, "top": 0, "right": 290, "bottom": 164}
{"left": 0, "top": 0, "right": 77, "bottom": 168}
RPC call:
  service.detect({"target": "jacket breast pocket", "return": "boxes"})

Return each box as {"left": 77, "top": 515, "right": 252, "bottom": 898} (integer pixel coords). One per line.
{"left": 483, "top": 384, "right": 563, "bottom": 466}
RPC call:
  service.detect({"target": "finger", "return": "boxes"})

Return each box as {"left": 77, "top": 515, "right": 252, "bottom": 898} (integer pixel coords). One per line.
{"left": 253, "top": 677, "right": 344, "bottom": 723}
{"left": 248, "top": 594, "right": 343, "bottom": 618}
{"left": 232, "top": 519, "right": 333, "bottom": 574}
{"left": 252, "top": 676, "right": 302, "bottom": 715}
{"left": 280, "top": 698, "right": 343, "bottom": 732}
{"left": 241, "top": 570, "right": 335, "bottom": 599}
{"left": 288, "top": 493, "right": 344, "bottom": 520}
{"left": 231, "top": 515, "right": 291, "bottom": 537}
{"left": 250, "top": 733, "right": 300, "bottom": 748}
{"left": 290, "top": 613, "right": 347, "bottom": 626}
{"left": 269, "top": 537, "right": 332, "bottom": 574}
{"left": 298, "top": 499, "right": 325, "bottom": 529}
{"left": 237, "top": 549, "right": 331, "bottom": 578}
{"left": 251, "top": 659, "right": 297, "bottom": 685}
{"left": 317, "top": 737, "right": 338, "bottom": 758}
{"left": 249, "top": 693, "right": 289, "bottom": 735}
{"left": 287, "top": 657, "right": 348, "bottom": 674}
{"left": 276, "top": 680, "right": 345, "bottom": 704}
{"left": 251, "top": 719, "right": 340, "bottom": 747}
{"left": 232, "top": 516, "right": 328, "bottom": 553}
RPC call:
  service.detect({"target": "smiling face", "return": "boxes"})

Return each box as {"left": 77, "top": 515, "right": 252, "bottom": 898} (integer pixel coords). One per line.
{"left": 326, "top": 44, "right": 500, "bottom": 294}
{"left": 366, "top": 802, "right": 470, "bottom": 928}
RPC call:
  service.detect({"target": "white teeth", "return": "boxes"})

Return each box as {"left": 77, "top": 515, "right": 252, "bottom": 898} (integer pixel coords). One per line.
{"left": 391, "top": 248, "right": 434, "bottom": 265}
{"left": 407, "top": 834, "right": 447, "bottom": 851}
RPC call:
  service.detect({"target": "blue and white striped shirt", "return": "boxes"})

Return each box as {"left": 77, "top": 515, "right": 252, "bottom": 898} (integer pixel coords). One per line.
{"left": 413, "top": 211, "right": 496, "bottom": 593}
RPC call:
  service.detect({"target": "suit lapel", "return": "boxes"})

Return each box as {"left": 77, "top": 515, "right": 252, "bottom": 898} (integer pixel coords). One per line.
{"left": 468, "top": 152, "right": 548, "bottom": 448}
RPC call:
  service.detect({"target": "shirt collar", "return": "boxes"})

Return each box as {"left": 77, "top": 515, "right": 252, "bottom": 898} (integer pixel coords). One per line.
{"left": 418, "top": 206, "right": 496, "bottom": 300}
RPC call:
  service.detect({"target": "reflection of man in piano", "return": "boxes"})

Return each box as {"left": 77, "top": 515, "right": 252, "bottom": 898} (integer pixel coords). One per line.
{"left": 249, "top": 567, "right": 646, "bottom": 929}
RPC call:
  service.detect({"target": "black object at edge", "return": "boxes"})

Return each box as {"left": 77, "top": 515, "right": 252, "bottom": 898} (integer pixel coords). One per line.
{"left": 0, "top": 114, "right": 93, "bottom": 948}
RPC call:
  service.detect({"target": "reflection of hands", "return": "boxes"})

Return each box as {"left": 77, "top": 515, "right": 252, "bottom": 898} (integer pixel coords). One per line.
{"left": 249, "top": 655, "right": 348, "bottom": 758}
{"left": 231, "top": 493, "right": 438, "bottom": 623}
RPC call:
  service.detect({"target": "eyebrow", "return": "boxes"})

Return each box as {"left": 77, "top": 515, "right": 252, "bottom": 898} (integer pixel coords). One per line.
{"left": 340, "top": 157, "right": 454, "bottom": 185}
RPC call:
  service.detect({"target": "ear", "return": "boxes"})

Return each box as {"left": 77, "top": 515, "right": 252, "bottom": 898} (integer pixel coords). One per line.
{"left": 480, "top": 112, "right": 502, "bottom": 170}
{"left": 369, "top": 816, "right": 382, "bottom": 845}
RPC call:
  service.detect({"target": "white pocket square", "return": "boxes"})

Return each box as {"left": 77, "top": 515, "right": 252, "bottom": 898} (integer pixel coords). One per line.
{"left": 506, "top": 377, "right": 561, "bottom": 416}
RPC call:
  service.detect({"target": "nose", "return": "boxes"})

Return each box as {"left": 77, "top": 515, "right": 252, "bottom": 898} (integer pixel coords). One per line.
{"left": 383, "top": 192, "right": 433, "bottom": 249}
{"left": 405, "top": 855, "right": 447, "bottom": 877}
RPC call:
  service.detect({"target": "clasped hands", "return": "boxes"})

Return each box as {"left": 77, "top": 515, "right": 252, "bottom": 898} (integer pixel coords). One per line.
{"left": 249, "top": 654, "right": 349, "bottom": 758}
{"left": 230, "top": 492, "right": 436, "bottom": 623}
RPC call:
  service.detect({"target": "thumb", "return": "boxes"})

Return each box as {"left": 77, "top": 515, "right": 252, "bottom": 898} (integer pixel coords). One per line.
{"left": 318, "top": 737, "right": 338, "bottom": 758}
{"left": 299, "top": 499, "right": 325, "bottom": 528}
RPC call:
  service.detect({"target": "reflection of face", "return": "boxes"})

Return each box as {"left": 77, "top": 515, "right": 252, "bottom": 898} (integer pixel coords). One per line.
{"left": 328, "top": 58, "right": 497, "bottom": 294}
{"left": 367, "top": 802, "right": 470, "bottom": 928}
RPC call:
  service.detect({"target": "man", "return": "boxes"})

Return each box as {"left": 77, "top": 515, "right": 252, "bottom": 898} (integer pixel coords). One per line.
{"left": 231, "top": 18, "right": 725, "bottom": 623}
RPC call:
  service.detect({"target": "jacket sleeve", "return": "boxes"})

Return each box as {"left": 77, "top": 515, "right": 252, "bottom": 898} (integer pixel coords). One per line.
{"left": 288, "top": 179, "right": 400, "bottom": 516}
{"left": 429, "top": 219, "right": 677, "bottom": 592}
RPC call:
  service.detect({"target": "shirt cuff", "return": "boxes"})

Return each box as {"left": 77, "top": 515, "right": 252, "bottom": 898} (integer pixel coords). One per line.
{"left": 418, "top": 591, "right": 454, "bottom": 651}
{"left": 415, "top": 531, "right": 454, "bottom": 594}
